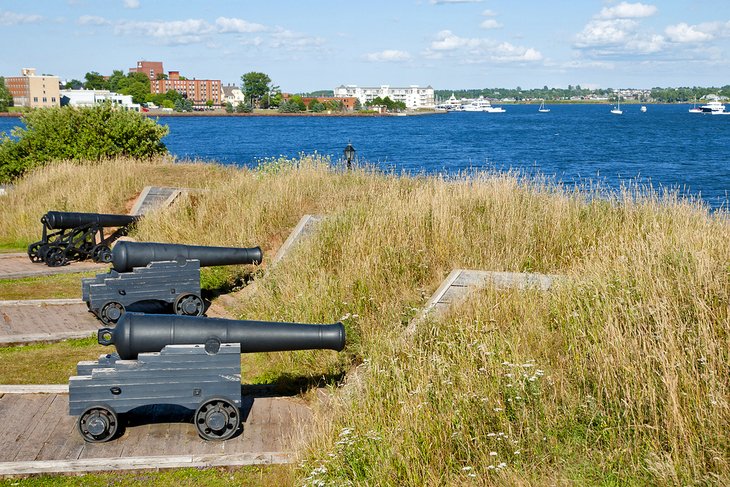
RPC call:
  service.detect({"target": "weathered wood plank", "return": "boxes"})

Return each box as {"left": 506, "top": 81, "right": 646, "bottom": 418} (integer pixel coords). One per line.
{"left": 0, "top": 452, "right": 294, "bottom": 476}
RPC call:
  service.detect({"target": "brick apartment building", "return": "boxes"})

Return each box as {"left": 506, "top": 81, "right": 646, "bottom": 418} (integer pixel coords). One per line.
{"left": 130, "top": 61, "right": 222, "bottom": 106}
{"left": 5, "top": 68, "right": 60, "bottom": 108}
{"left": 301, "top": 96, "right": 358, "bottom": 111}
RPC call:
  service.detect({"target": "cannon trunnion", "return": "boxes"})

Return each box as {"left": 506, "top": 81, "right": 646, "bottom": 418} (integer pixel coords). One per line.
{"left": 69, "top": 313, "right": 346, "bottom": 442}
{"left": 82, "top": 242, "right": 263, "bottom": 324}
{"left": 28, "top": 211, "right": 140, "bottom": 267}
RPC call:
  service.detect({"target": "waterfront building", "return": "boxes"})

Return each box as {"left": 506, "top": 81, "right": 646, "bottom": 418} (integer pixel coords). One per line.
{"left": 128, "top": 61, "right": 164, "bottom": 81}
{"left": 222, "top": 84, "right": 245, "bottom": 106}
{"left": 334, "top": 84, "right": 435, "bottom": 109}
{"left": 300, "top": 96, "right": 358, "bottom": 111}
{"left": 151, "top": 71, "right": 222, "bottom": 106}
{"left": 60, "top": 89, "right": 140, "bottom": 111}
{"left": 5, "top": 68, "right": 60, "bottom": 108}
{"left": 129, "top": 61, "right": 222, "bottom": 107}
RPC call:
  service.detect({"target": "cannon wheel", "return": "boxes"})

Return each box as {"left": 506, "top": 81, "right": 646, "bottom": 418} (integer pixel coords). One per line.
{"left": 78, "top": 406, "right": 119, "bottom": 443}
{"left": 92, "top": 245, "right": 112, "bottom": 263}
{"left": 27, "top": 242, "right": 44, "bottom": 263}
{"left": 100, "top": 301, "right": 125, "bottom": 325}
{"left": 174, "top": 293, "right": 205, "bottom": 317}
{"left": 194, "top": 398, "right": 240, "bottom": 441}
{"left": 44, "top": 247, "right": 68, "bottom": 267}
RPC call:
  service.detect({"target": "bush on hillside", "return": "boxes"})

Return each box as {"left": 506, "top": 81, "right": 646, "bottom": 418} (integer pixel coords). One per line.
{"left": 0, "top": 103, "right": 169, "bottom": 182}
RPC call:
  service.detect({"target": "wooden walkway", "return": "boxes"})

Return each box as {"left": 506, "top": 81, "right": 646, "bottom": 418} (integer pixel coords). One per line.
{"left": 0, "top": 390, "right": 311, "bottom": 475}
{"left": 0, "top": 299, "right": 98, "bottom": 345}
{"left": 0, "top": 253, "right": 106, "bottom": 280}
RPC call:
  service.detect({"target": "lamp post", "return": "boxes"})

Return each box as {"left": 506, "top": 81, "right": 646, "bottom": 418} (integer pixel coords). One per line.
{"left": 344, "top": 143, "right": 355, "bottom": 170}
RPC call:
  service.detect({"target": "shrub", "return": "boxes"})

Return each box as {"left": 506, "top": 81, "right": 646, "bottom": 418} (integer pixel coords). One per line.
{"left": 0, "top": 103, "right": 168, "bottom": 182}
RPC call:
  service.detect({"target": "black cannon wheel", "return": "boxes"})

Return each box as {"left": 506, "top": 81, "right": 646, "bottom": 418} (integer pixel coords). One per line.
{"left": 92, "top": 245, "right": 112, "bottom": 263}
{"left": 100, "top": 301, "right": 125, "bottom": 325}
{"left": 78, "top": 406, "right": 119, "bottom": 443}
{"left": 194, "top": 398, "right": 240, "bottom": 441}
{"left": 27, "top": 242, "right": 44, "bottom": 263}
{"left": 44, "top": 247, "right": 68, "bottom": 267}
{"left": 174, "top": 293, "right": 205, "bottom": 317}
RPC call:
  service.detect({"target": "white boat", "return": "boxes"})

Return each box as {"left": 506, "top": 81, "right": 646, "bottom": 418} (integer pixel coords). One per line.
{"left": 640, "top": 105, "right": 647, "bottom": 113}
{"left": 538, "top": 100, "right": 550, "bottom": 113}
{"left": 689, "top": 97, "right": 702, "bottom": 113}
{"left": 463, "top": 96, "right": 506, "bottom": 113}
{"left": 610, "top": 93, "right": 622, "bottom": 115}
{"left": 699, "top": 100, "right": 726, "bottom": 114}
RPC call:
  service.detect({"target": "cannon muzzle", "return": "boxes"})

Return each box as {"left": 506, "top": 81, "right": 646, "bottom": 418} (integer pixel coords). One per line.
{"left": 43, "top": 211, "right": 140, "bottom": 230}
{"left": 111, "top": 241, "right": 263, "bottom": 272}
{"left": 98, "top": 313, "right": 346, "bottom": 360}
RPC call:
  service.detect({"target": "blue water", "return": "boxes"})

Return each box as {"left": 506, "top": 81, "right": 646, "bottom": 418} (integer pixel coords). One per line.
{"left": 2, "top": 104, "right": 728, "bottom": 209}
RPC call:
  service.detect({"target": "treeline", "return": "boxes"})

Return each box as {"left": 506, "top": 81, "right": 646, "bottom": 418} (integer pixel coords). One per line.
{"left": 650, "top": 86, "right": 730, "bottom": 102}
{"left": 435, "top": 85, "right": 730, "bottom": 102}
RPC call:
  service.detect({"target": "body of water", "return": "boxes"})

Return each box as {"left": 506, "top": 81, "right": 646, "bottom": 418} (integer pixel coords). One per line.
{"left": 1, "top": 104, "right": 728, "bottom": 209}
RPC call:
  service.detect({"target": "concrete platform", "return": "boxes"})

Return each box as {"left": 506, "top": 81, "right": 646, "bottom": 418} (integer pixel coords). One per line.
{"left": 0, "top": 253, "right": 107, "bottom": 280}
{"left": 0, "top": 389, "right": 311, "bottom": 475}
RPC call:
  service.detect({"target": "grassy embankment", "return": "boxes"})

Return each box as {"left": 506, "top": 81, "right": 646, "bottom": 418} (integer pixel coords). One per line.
{"left": 0, "top": 156, "right": 727, "bottom": 485}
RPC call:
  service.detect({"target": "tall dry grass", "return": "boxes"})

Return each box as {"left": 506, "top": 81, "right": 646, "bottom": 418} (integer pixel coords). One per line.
{"left": 1, "top": 157, "right": 727, "bottom": 484}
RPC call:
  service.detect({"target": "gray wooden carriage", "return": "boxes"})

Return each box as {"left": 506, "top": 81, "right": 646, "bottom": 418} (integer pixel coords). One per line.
{"left": 82, "top": 241, "right": 263, "bottom": 324}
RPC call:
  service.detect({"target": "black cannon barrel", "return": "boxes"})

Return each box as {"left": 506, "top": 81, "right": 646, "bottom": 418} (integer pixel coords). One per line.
{"left": 43, "top": 211, "right": 140, "bottom": 230}
{"left": 99, "top": 313, "right": 346, "bottom": 360}
{"left": 111, "top": 241, "right": 263, "bottom": 272}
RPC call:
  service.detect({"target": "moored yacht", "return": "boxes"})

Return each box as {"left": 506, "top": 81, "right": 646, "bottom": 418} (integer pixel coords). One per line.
{"left": 463, "top": 96, "right": 506, "bottom": 113}
{"left": 699, "top": 100, "right": 726, "bottom": 114}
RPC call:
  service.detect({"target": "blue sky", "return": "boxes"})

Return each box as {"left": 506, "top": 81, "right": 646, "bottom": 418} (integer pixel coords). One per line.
{"left": 1, "top": 0, "right": 728, "bottom": 91}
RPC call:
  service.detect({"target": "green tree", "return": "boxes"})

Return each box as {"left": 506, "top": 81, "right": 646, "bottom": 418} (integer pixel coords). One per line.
{"left": 174, "top": 98, "right": 193, "bottom": 112}
{"left": 83, "top": 71, "right": 108, "bottom": 90}
{"left": 309, "top": 100, "right": 326, "bottom": 112}
{"left": 64, "top": 79, "right": 83, "bottom": 90}
{"left": 0, "top": 102, "right": 168, "bottom": 182}
{"left": 224, "top": 102, "right": 234, "bottom": 113}
{"left": 235, "top": 102, "right": 252, "bottom": 113}
{"left": 0, "top": 77, "right": 12, "bottom": 112}
{"left": 240, "top": 72, "right": 272, "bottom": 107}
{"left": 106, "top": 70, "right": 127, "bottom": 92}
{"left": 353, "top": 99, "right": 362, "bottom": 111}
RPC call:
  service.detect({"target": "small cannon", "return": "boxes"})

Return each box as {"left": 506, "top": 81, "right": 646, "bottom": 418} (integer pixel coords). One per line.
{"left": 69, "top": 313, "right": 346, "bottom": 442}
{"left": 82, "top": 241, "right": 263, "bottom": 324}
{"left": 28, "top": 211, "right": 140, "bottom": 267}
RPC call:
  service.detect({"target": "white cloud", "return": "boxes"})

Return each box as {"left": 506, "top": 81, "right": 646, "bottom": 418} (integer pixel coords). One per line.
{"left": 481, "top": 9, "right": 497, "bottom": 16}
{"left": 115, "top": 19, "right": 214, "bottom": 44}
{"left": 575, "top": 18, "right": 664, "bottom": 54}
{"left": 576, "top": 19, "right": 637, "bottom": 46}
{"left": 215, "top": 17, "right": 267, "bottom": 33}
{"left": 665, "top": 22, "right": 716, "bottom": 43}
{"left": 123, "top": 0, "right": 140, "bottom": 9}
{"left": 364, "top": 49, "right": 411, "bottom": 62}
{"left": 480, "top": 19, "right": 501, "bottom": 29}
{"left": 269, "top": 28, "right": 325, "bottom": 50}
{"left": 78, "top": 15, "right": 111, "bottom": 26}
{"left": 598, "top": 2, "right": 657, "bottom": 20}
{"left": 427, "top": 30, "right": 542, "bottom": 62}
{"left": 0, "top": 10, "right": 43, "bottom": 25}
{"left": 492, "top": 42, "right": 543, "bottom": 61}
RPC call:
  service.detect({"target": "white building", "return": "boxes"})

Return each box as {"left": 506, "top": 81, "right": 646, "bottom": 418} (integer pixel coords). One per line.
{"left": 334, "top": 84, "right": 435, "bottom": 109}
{"left": 222, "top": 84, "right": 245, "bottom": 106}
{"left": 59, "top": 89, "right": 140, "bottom": 111}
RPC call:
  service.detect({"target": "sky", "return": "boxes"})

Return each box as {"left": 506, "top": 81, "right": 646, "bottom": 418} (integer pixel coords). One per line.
{"left": 1, "top": 0, "right": 729, "bottom": 92}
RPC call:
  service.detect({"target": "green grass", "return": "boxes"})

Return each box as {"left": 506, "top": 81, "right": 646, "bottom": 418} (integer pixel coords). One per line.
{"left": 0, "top": 157, "right": 727, "bottom": 485}
{"left": 0, "top": 337, "right": 104, "bottom": 384}
{"left": 0, "top": 466, "right": 292, "bottom": 486}
{"left": 0, "top": 272, "right": 97, "bottom": 300}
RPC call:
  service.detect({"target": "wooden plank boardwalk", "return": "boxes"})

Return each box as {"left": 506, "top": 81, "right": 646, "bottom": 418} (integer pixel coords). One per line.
{"left": 0, "top": 299, "right": 99, "bottom": 345}
{"left": 0, "top": 390, "right": 311, "bottom": 475}
{"left": 0, "top": 253, "right": 106, "bottom": 280}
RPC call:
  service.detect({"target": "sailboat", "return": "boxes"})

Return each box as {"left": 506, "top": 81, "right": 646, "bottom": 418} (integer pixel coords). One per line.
{"left": 610, "top": 93, "right": 623, "bottom": 115}
{"left": 538, "top": 100, "right": 550, "bottom": 113}
{"left": 689, "top": 96, "right": 702, "bottom": 113}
